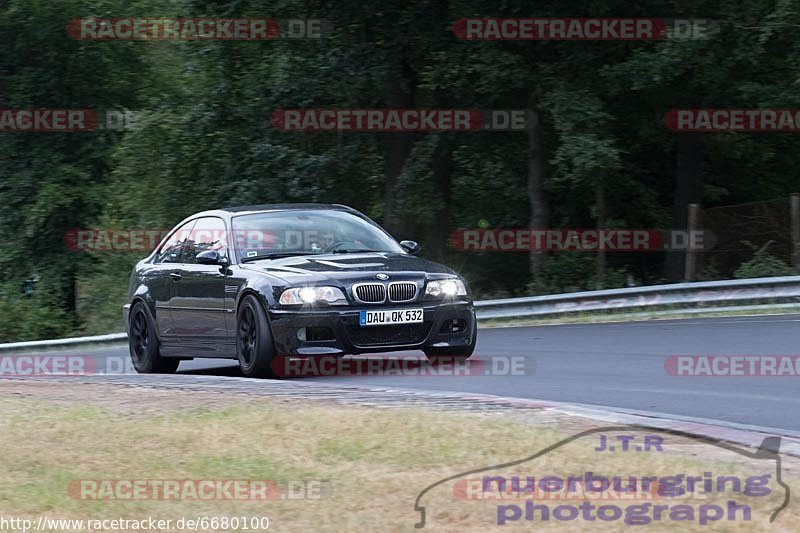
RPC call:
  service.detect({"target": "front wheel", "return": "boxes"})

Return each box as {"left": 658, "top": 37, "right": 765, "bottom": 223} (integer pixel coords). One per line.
{"left": 237, "top": 295, "right": 278, "bottom": 378}
{"left": 128, "top": 302, "right": 180, "bottom": 374}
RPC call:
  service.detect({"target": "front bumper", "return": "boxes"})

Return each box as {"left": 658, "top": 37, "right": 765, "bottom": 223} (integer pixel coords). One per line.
{"left": 268, "top": 300, "right": 475, "bottom": 356}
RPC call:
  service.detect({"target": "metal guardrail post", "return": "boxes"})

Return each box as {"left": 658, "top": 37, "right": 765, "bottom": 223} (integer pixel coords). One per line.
{"left": 684, "top": 203, "right": 700, "bottom": 281}
{"left": 791, "top": 193, "right": 800, "bottom": 269}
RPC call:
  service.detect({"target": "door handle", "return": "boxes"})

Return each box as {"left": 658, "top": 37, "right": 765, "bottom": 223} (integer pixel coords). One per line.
{"left": 170, "top": 272, "right": 182, "bottom": 281}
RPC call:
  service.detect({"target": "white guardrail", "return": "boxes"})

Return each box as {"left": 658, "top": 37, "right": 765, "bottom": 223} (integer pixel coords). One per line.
{"left": 1, "top": 276, "right": 799, "bottom": 351}
{"left": 475, "top": 275, "right": 800, "bottom": 320}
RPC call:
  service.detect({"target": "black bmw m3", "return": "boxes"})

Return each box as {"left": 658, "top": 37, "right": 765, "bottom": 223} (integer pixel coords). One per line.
{"left": 123, "top": 204, "right": 477, "bottom": 377}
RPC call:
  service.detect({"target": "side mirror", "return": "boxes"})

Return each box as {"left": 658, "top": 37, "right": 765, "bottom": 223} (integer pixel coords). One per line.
{"left": 400, "top": 240, "right": 420, "bottom": 255}
{"left": 196, "top": 250, "right": 228, "bottom": 265}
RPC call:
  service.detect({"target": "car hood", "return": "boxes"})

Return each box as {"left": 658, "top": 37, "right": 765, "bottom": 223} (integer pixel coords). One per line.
{"left": 240, "top": 252, "right": 457, "bottom": 284}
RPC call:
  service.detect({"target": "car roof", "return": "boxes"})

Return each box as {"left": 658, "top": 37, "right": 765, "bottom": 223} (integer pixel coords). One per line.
{"left": 221, "top": 203, "right": 353, "bottom": 213}
{"left": 190, "top": 203, "right": 357, "bottom": 218}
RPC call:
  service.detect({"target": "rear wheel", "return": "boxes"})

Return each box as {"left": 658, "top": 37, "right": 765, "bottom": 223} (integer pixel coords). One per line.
{"left": 128, "top": 302, "right": 180, "bottom": 374}
{"left": 237, "top": 295, "right": 277, "bottom": 378}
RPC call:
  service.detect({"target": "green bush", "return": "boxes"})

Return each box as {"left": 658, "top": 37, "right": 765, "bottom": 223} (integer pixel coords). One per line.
{"left": 526, "top": 253, "right": 631, "bottom": 295}
{"left": 0, "top": 282, "right": 72, "bottom": 342}
{"left": 733, "top": 241, "right": 797, "bottom": 279}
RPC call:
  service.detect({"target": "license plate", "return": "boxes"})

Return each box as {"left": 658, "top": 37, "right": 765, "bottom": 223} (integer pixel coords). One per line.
{"left": 359, "top": 308, "right": 423, "bottom": 326}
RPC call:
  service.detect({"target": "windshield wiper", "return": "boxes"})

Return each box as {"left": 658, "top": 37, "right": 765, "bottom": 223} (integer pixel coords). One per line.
{"left": 240, "top": 252, "right": 320, "bottom": 262}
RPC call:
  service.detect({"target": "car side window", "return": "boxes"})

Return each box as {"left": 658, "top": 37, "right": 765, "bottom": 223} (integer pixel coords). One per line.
{"left": 182, "top": 216, "right": 228, "bottom": 264}
{"left": 155, "top": 220, "right": 197, "bottom": 264}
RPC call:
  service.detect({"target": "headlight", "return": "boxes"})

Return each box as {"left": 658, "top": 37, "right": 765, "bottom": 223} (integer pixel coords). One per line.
{"left": 279, "top": 286, "right": 348, "bottom": 305}
{"left": 425, "top": 279, "right": 467, "bottom": 297}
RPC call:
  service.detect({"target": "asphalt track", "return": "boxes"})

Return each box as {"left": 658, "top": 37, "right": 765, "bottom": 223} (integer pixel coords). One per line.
{"left": 15, "top": 314, "right": 800, "bottom": 433}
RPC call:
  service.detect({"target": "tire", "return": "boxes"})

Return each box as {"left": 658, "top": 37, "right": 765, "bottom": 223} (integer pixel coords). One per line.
{"left": 236, "top": 294, "right": 278, "bottom": 378}
{"left": 423, "top": 320, "right": 477, "bottom": 359}
{"left": 128, "top": 302, "right": 180, "bottom": 374}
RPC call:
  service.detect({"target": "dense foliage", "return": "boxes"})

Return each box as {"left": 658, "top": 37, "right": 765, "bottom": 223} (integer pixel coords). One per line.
{"left": 1, "top": 0, "right": 799, "bottom": 340}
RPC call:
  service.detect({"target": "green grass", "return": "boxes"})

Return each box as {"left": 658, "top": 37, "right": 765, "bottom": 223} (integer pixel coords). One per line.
{"left": 0, "top": 382, "right": 797, "bottom": 531}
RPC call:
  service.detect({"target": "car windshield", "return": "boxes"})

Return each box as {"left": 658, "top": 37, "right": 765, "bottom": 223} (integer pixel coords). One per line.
{"left": 231, "top": 209, "right": 404, "bottom": 262}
